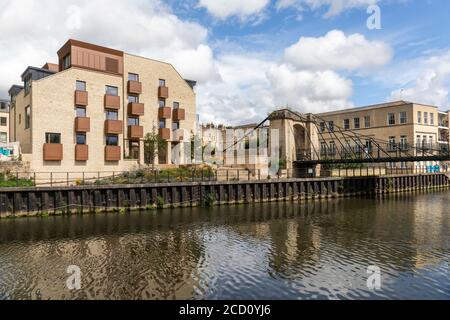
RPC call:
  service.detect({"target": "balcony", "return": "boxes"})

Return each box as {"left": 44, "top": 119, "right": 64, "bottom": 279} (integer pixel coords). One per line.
{"left": 128, "top": 102, "right": 144, "bottom": 116}
{"left": 105, "top": 120, "right": 123, "bottom": 134}
{"left": 128, "top": 125, "right": 144, "bottom": 140}
{"left": 75, "top": 145, "right": 89, "bottom": 161}
{"left": 158, "top": 86, "right": 169, "bottom": 99}
{"left": 159, "top": 128, "right": 171, "bottom": 140}
{"left": 173, "top": 108, "right": 185, "bottom": 121}
{"left": 43, "top": 144, "right": 63, "bottom": 161}
{"left": 105, "top": 146, "right": 121, "bottom": 161}
{"left": 128, "top": 81, "right": 142, "bottom": 95}
{"left": 158, "top": 107, "right": 172, "bottom": 119}
{"left": 75, "top": 90, "right": 88, "bottom": 106}
{"left": 75, "top": 117, "right": 90, "bottom": 132}
{"left": 104, "top": 95, "right": 120, "bottom": 109}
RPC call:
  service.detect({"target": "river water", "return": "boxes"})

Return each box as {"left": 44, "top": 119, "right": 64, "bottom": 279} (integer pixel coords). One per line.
{"left": 0, "top": 191, "right": 449, "bottom": 300}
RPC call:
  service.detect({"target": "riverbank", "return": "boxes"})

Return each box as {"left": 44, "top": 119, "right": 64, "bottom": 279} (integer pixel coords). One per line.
{"left": 0, "top": 173, "right": 449, "bottom": 218}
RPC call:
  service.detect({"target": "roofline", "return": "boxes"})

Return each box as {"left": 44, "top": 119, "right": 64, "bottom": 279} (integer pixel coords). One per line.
{"left": 20, "top": 66, "right": 56, "bottom": 79}
{"left": 58, "top": 39, "right": 124, "bottom": 57}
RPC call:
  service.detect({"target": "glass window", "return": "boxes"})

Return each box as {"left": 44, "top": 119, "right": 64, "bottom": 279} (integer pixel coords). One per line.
{"left": 173, "top": 102, "right": 180, "bottom": 109}
{"left": 76, "top": 81, "right": 86, "bottom": 91}
{"left": 0, "top": 132, "right": 7, "bottom": 143}
{"left": 364, "top": 116, "right": 371, "bottom": 128}
{"left": 328, "top": 121, "right": 334, "bottom": 132}
{"left": 76, "top": 107, "right": 86, "bottom": 118}
{"left": 159, "top": 99, "right": 166, "bottom": 108}
{"left": 24, "top": 75, "right": 31, "bottom": 95}
{"left": 159, "top": 79, "right": 166, "bottom": 87}
{"left": 354, "top": 118, "right": 360, "bottom": 129}
{"left": 343, "top": 119, "right": 350, "bottom": 130}
{"left": 319, "top": 122, "right": 325, "bottom": 133}
{"left": 400, "top": 111, "right": 407, "bottom": 124}
{"left": 128, "top": 95, "right": 139, "bottom": 103}
{"left": 105, "top": 110, "right": 118, "bottom": 120}
{"left": 430, "top": 113, "right": 434, "bottom": 125}
{"left": 424, "top": 112, "right": 428, "bottom": 124}
{"left": 159, "top": 119, "right": 166, "bottom": 129}
{"left": 106, "top": 86, "right": 118, "bottom": 96}
{"left": 128, "top": 117, "right": 139, "bottom": 126}
{"left": 106, "top": 135, "right": 119, "bottom": 146}
{"left": 1, "top": 102, "right": 7, "bottom": 111}
{"left": 76, "top": 134, "right": 86, "bottom": 145}
{"left": 25, "top": 106, "right": 30, "bottom": 129}
{"left": 45, "top": 133, "right": 61, "bottom": 144}
{"left": 388, "top": 113, "right": 395, "bottom": 125}
{"left": 0, "top": 117, "right": 7, "bottom": 126}
{"left": 172, "top": 121, "right": 180, "bottom": 130}
{"left": 63, "top": 54, "right": 71, "bottom": 70}
{"left": 128, "top": 73, "right": 139, "bottom": 81}
{"left": 417, "top": 111, "right": 422, "bottom": 124}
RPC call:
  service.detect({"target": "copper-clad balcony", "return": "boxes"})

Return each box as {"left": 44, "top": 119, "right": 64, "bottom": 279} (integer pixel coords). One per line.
{"left": 105, "top": 146, "right": 121, "bottom": 161}
{"left": 128, "top": 102, "right": 144, "bottom": 116}
{"left": 75, "top": 90, "right": 88, "bottom": 106}
{"left": 104, "top": 95, "right": 121, "bottom": 109}
{"left": 75, "top": 145, "right": 89, "bottom": 161}
{"left": 158, "top": 107, "right": 172, "bottom": 119}
{"left": 159, "top": 128, "right": 171, "bottom": 141}
{"left": 105, "top": 120, "right": 123, "bottom": 134}
{"left": 43, "top": 144, "right": 63, "bottom": 161}
{"left": 75, "top": 117, "right": 90, "bottom": 132}
{"left": 158, "top": 86, "right": 169, "bottom": 99}
{"left": 173, "top": 108, "right": 185, "bottom": 121}
{"left": 128, "top": 81, "right": 142, "bottom": 95}
{"left": 128, "top": 125, "right": 144, "bottom": 140}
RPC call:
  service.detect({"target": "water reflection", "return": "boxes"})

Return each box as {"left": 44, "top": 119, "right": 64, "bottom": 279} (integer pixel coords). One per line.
{"left": 0, "top": 191, "right": 449, "bottom": 300}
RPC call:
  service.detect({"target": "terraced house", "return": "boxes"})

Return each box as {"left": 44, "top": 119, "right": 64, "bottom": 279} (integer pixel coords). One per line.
{"left": 8, "top": 39, "right": 197, "bottom": 173}
{"left": 0, "top": 99, "right": 9, "bottom": 144}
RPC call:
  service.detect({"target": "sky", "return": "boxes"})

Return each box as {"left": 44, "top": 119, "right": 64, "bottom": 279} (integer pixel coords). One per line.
{"left": 0, "top": 0, "right": 449, "bottom": 125}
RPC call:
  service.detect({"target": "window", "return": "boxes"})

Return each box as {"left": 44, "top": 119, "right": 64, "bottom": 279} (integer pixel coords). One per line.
{"left": 0, "top": 117, "right": 6, "bottom": 126}
{"left": 159, "top": 99, "right": 166, "bottom": 108}
{"left": 25, "top": 106, "right": 30, "bottom": 129}
{"left": 63, "top": 54, "right": 71, "bottom": 70}
{"left": 106, "top": 135, "right": 119, "bottom": 146}
{"left": 388, "top": 113, "right": 395, "bottom": 125}
{"left": 430, "top": 113, "right": 435, "bottom": 125}
{"left": 76, "top": 81, "right": 86, "bottom": 91}
{"left": 416, "top": 135, "right": 421, "bottom": 146}
{"left": 0, "top": 132, "right": 6, "bottom": 143}
{"left": 0, "top": 102, "right": 7, "bottom": 111}
{"left": 172, "top": 121, "right": 180, "bottom": 130}
{"left": 105, "top": 110, "right": 118, "bottom": 120}
{"left": 364, "top": 116, "right": 371, "bottom": 128}
{"left": 388, "top": 136, "right": 396, "bottom": 150}
{"left": 354, "top": 118, "right": 360, "bottom": 129}
{"left": 159, "top": 119, "right": 166, "bottom": 129}
{"left": 173, "top": 102, "right": 180, "bottom": 109}
{"left": 328, "top": 121, "right": 334, "bottom": 133}
{"left": 128, "top": 117, "right": 139, "bottom": 126}
{"left": 45, "top": 133, "right": 61, "bottom": 144}
{"left": 128, "top": 73, "right": 139, "bottom": 81}
{"left": 400, "top": 111, "right": 407, "bottom": 124}
{"left": 400, "top": 136, "right": 407, "bottom": 149}
{"left": 343, "top": 119, "right": 350, "bottom": 130}
{"left": 159, "top": 79, "right": 166, "bottom": 87}
{"left": 76, "top": 107, "right": 86, "bottom": 118}
{"left": 76, "top": 134, "right": 86, "bottom": 145}
{"left": 19, "top": 114, "right": 21, "bottom": 124}
{"left": 128, "top": 95, "right": 139, "bottom": 103}
{"left": 418, "top": 111, "right": 422, "bottom": 124}
{"left": 424, "top": 112, "right": 428, "bottom": 124}
{"left": 319, "top": 122, "right": 325, "bottom": 133}
{"left": 105, "top": 86, "right": 118, "bottom": 96}
{"left": 24, "top": 75, "right": 31, "bottom": 95}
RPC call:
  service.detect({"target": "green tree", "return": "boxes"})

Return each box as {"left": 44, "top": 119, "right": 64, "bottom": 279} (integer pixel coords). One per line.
{"left": 144, "top": 127, "right": 166, "bottom": 170}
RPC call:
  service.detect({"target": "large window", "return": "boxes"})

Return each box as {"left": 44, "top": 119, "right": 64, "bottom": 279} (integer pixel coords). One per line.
{"left": 399, "top": 111, "right": 407, "bottom": 124}
{"left": 128, "top": 117, "right": 139, "bottom": 126}
{"left": 0, "top": 132, "right": 7, "bottom": 143}
{"left": 343, "top": 119, "right": 350, "bottom": 130}
{"left": 364, "top": 116, "right": 371, "bottom": 128}
{"left": 0, "top": 117, "right": 7, "bottom": 126}
{"left": 45, "top": 133, "right": 61, "bottom": 144}
{"left": 424, "top": 112, "right": 428, "bottom": 124}
{"left": 106, "top": 135, "right": 119, "bottom": 146}
{"left": 76, "top": 134, "right": 86, "bottom": 145}
{"left": 76, "top": 107, "right": 86, "bottom": 118}
{"left": 430, "top": 113, "right": 435, "bottom": 125}
{"left": 105, "top": 85, "right": 118, "bottom": 96}
{"left": 388, "top": 113, "right": 395, "bottom": 125}
{"left": 105, "top": 110, "right": 118, "bottom": 120}
{"left": 25, "top": 106, "right": 30, "bottom": 129}
{"left": 128, "top": 73, "right": 139, "bottom": 81}
{"left": 76, "top": 81, "right": 86, "bottom": 91}
{"left": 63, "top": 54, "right": 71, "bottom": 70}
{"left": 354, "top": 118, "right": 360, "bottom": 129}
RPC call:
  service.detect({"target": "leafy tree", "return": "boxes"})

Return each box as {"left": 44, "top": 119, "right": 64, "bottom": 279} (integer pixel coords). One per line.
{"left": 144, "top": 126, "right": 166, "bottom": 170}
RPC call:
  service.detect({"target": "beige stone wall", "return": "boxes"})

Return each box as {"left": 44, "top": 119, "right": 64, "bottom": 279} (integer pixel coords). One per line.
{"left": 0, "top": 110, "right": 9, "bottom": 143}
{"left": 9, "top": 91, "right": 32, "bottom": 152}
{"left": 123, "top": 54, "right": 197, "bottom": 164}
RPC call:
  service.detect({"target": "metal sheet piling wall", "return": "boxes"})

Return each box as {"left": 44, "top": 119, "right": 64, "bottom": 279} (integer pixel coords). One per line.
{"left": 0, "top": 173, "right": 449, "bottom": 218}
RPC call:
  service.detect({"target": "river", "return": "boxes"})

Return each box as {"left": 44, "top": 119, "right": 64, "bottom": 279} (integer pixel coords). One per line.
{"left": 0, "top": 191, "right": 449, "bottom": 300}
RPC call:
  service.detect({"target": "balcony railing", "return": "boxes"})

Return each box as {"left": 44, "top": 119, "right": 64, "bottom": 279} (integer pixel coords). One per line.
{"left": 104, "top": 95, "right": 121, "bottom": 109}
{"left": 75, "top": 117, "right": 90, "bottom": 133}
{"left": 105, "top": 120, "right": 123, "bottom": 134}
{"left": 105, "top": 146, "right": 121, "bottom": 161}
{"left": 128, "top": 125, "right": 144, "bottom": 140}
{"left": 75, "top": 90, "right": 88, "bottom": 106}
{"left": 75, "top": 145, "right": 89, "bottom": 161}
{"left": 158, "top": 107, "right": 171, "bottom": 119}
{"left": 43, "top": 144, "right": 63, "bottom": 161}
{"left": 128, "top": 81, "right": 142, "bottom": 95}
{"left": 158, "top": 86, "right": 169, "bottom": 99}
{"left": 128, "top": 102, "right": 144, "bottom": 116}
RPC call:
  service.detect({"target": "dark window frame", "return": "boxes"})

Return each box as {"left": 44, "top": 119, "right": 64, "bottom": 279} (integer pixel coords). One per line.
{"left": 45, "top": 133, "right": 61, "bottom": 144}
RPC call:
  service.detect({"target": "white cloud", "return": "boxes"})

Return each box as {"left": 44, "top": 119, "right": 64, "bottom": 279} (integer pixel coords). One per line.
{"left": 284, "top": 30, "right": 393, "bottom": 72}
{"left": 198, "top": 0, "right": 270, "bottom": 20}
{"left": 276, "top": 0, "right": 378, "bottom": 18}
{"left": 389, "top": 51, "right": 450, "bottom": 109}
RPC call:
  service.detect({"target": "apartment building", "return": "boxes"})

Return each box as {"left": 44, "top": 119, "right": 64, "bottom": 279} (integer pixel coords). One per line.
{"left": 0, "top": 99, "right": 9, "bottom": 143}
{"left": 316, "top": 101, "right": 450, "bottom": 159}
{"left": 8, "top": 39, "right": 196, "bottom": 173}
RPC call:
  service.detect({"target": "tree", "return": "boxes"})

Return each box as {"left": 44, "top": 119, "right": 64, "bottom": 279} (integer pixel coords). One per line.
{"left": 144, "top": 127, "right": 166, "bottom": 170}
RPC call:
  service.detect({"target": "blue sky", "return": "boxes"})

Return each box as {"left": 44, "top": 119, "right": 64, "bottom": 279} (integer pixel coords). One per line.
{"left": 0, "top": 0, "right": 449, "bottom": 124}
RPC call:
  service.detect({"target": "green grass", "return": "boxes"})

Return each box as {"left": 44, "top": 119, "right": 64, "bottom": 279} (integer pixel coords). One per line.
{"left": 0, "top": 177, "right": 34, "bottom": 188}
